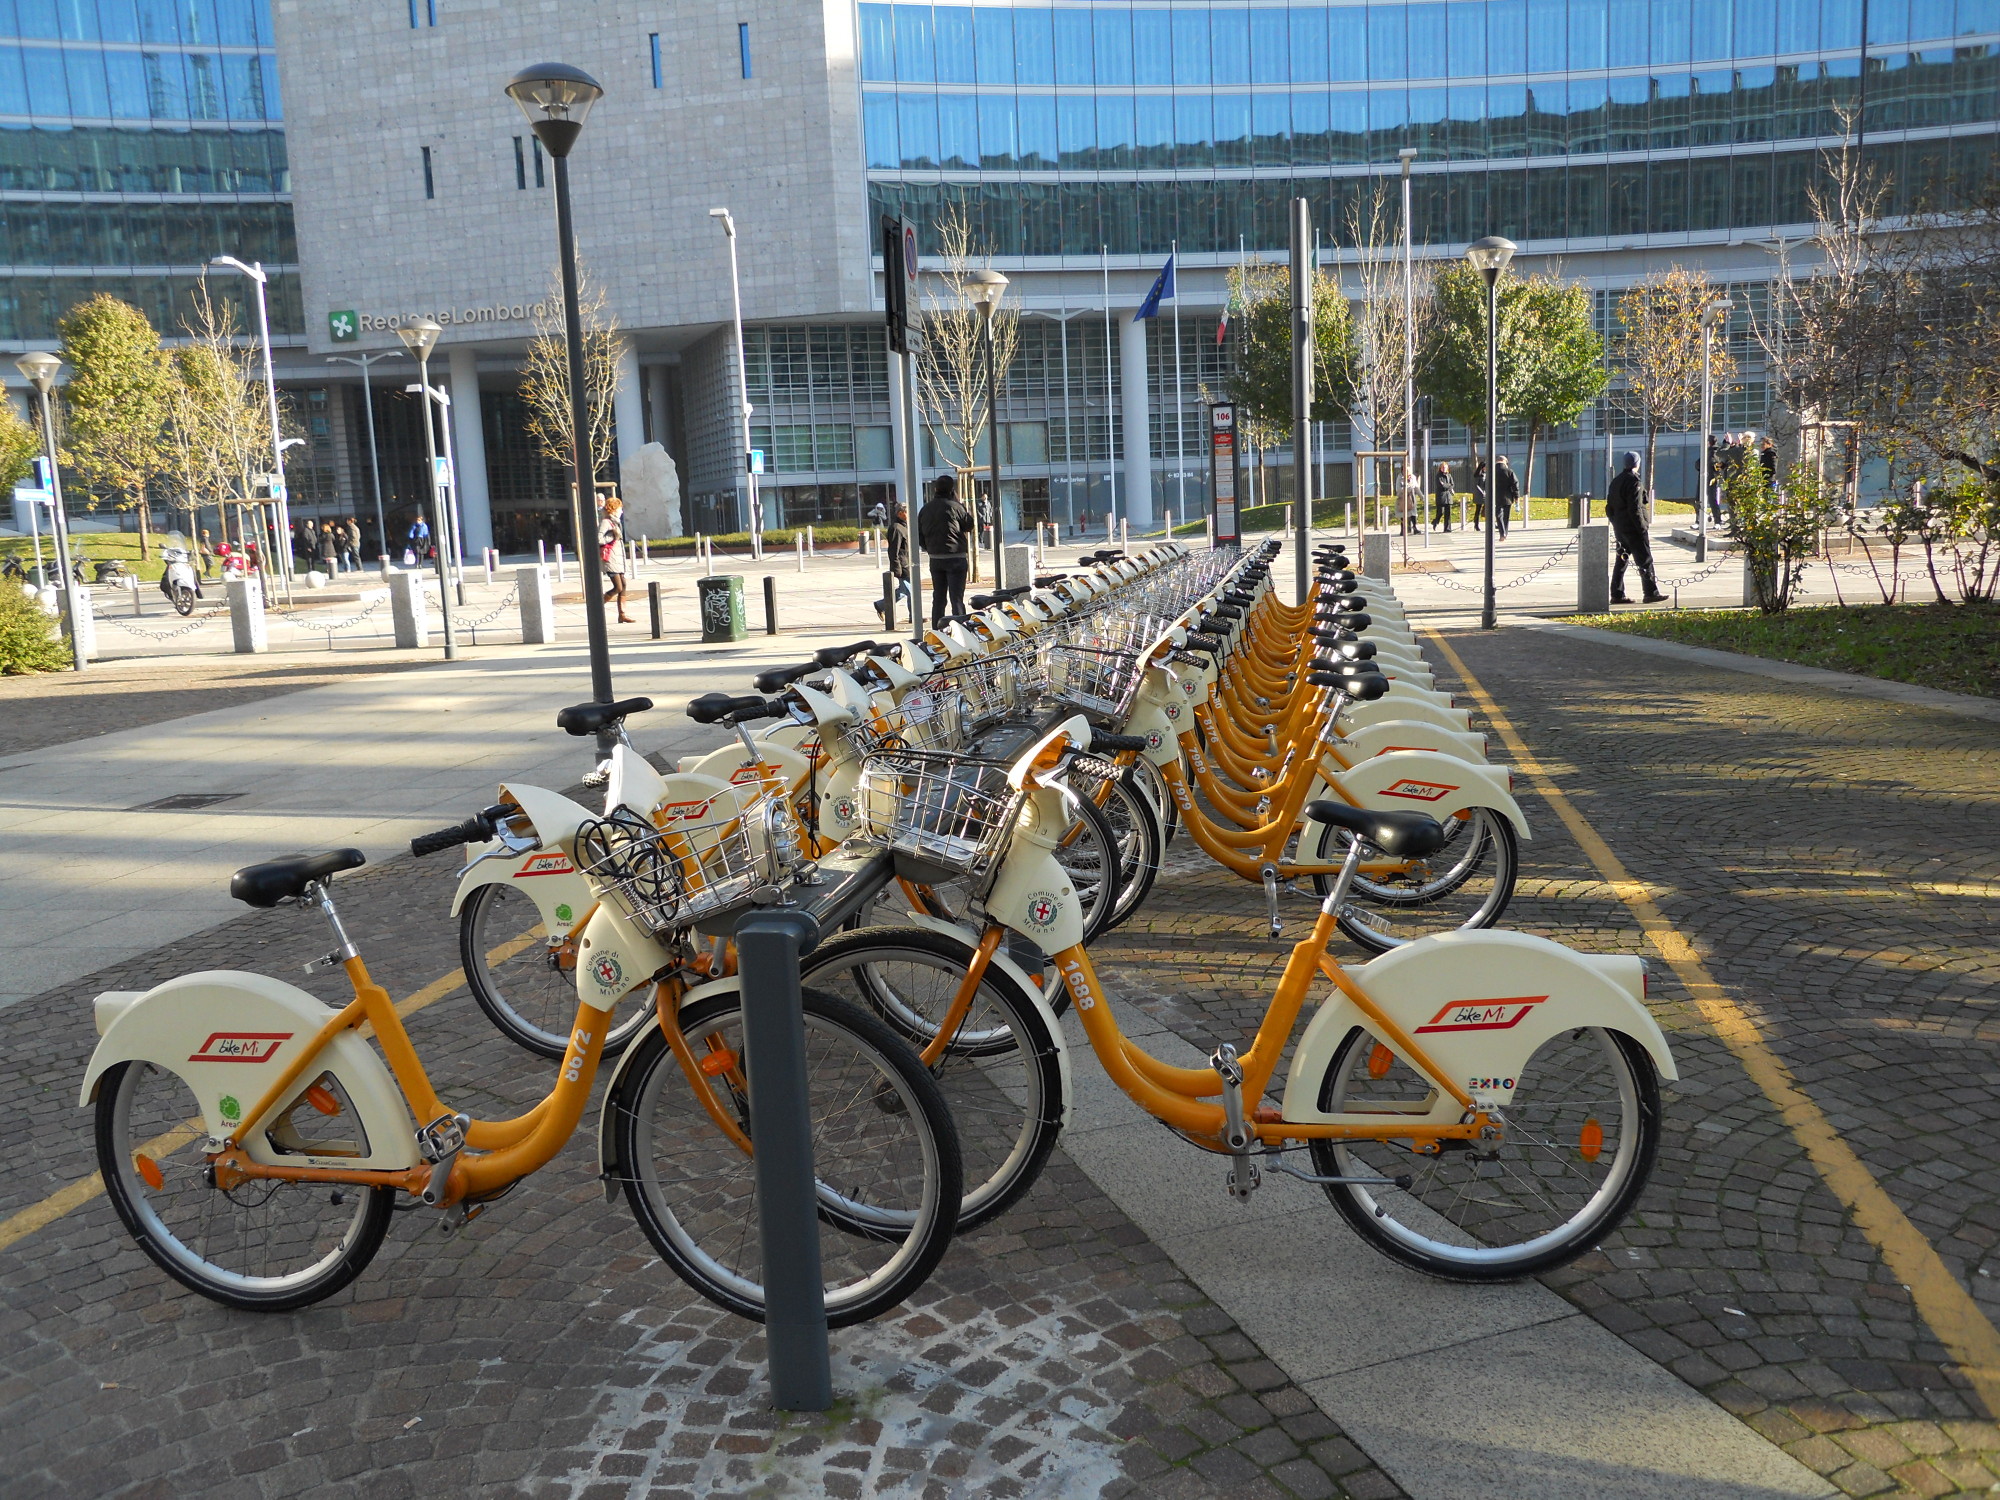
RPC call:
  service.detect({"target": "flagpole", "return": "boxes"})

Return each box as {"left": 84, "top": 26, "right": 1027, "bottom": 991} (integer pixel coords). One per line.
{"left": 1171, "top": 241, "right": 1184, "bottom": 536}
{"left": 1103, "top": 244, "right": 1117, "bottom": 532}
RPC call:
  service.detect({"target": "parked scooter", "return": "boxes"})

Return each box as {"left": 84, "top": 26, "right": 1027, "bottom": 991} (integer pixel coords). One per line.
{"left": 158, "top": 536, "right": 203, "bottom": 616}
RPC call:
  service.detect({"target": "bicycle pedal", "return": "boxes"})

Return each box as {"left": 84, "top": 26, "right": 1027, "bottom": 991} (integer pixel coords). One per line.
{"left": 1260, "top": 866, "right": 1284, "bottom": 937}
{"left": 1224, "top": 1159, "right": 1262, "bottom": 1199}
{"left": 1340, "top": 903, "right": 1392, "bottom": 933}
{"left": 302, "top": 950, "right": 344, "bottom": 973}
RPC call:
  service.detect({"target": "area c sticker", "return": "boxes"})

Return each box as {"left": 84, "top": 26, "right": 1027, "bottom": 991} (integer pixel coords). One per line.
{"left": 1380, "top": 778, "right": 1457, "bottom": 802}
{"left": 1413, "top": 997, "right": 1547, "bottom": 1034}
{"left": 516, "top": 852, "right": 575, "bottom": 876}
{"left": 189, "top": 1032, "right": 292, "bottom": 1063}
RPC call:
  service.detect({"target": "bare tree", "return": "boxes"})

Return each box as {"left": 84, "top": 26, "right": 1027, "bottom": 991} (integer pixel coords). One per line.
{"left": 171, "top": 280, "right": 279, "bottom": 548}
{"left": 1343, "top": 186, "right": 1430, "bottom": 519}
{"left": 1616, "top": 266, "right": 1735, "bottom": 498}
{"left": 915, "top": 202, "right": 1019, "bottom": 500}
{"left": 520, "top": 263, "right": 623, "bottom": 495}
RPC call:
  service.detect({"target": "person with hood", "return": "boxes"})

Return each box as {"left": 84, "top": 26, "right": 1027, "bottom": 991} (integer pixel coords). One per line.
{"left": 874, "top": 500, "right": 914, "bottom": 621}
{"left": 1430, "top": 461, "right": 1454, "bottom": 531}
{"left": 1492, "top": 454, "right": 1519, "bottom": 539}
{"left": 917, "top": 473, "right": 971, "bottom": 624}
{"left": 1607, "top": 450, "right": 1666, "bottom": 604}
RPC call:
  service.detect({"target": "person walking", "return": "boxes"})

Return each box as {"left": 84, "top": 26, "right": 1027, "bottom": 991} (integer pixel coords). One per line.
{"left": 875, "top": 500, "right": 914, "bottom": 621}
{"left": 343, "top": 517, "right": 362, "bottom": 571}
{"left": 406, "top": 515, "right": 430, "bottom": 566}
{"left": 197, "top": 528, "right": 214, "bottom": 578}
{"left": 598, "top": 494, "right": 634, "bottom": 624}
{"left": 1398, "top": 464, "right": 1424, "bottom": 536}
{"left": 1608, "top": 451, "right": 1666, "bottom": 604}
{"left": 1492, "top": 455, "right": 1519, "bottom": 540}
{"left": 1705, "top": 435, "right": 1726, "bottom": 523}
{"left": 918, "top": 473, "right": 971, "bottom": 625}
{"left": 1470, "top": 460, "right": 1489, "bottom": 531}
{"left": 318, "top": 521, "right": 340, "bottom": 575}
{"left": 1758, "top": 436, "right": 1777, "bottom": 489}
{"left": 1430, "top": 462, "right": 1453, "bottom": 531}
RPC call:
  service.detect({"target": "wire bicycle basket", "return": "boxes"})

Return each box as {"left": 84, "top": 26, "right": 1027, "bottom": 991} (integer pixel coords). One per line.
{"left": 857, "top": 749, "right": 1025, "bottom": 880}
{"left": 1048, "top": 644, "right": 1146, "bottom": 718}
{"left": 572, "top": 787, "right": 796, "bottom": 935}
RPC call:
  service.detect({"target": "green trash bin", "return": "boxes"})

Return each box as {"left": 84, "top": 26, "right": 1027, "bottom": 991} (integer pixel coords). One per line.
{"left": 697, "top": 573, "right": 747, "bottom": 642}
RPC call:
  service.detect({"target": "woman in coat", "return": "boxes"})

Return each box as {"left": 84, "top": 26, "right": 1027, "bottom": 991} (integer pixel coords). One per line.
{"left": 599, "top": 495, "right": 634, "bottom": 624}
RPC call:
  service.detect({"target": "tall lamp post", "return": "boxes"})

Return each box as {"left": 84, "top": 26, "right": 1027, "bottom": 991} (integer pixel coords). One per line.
{"left": 709, "top": 207, "right": 762, "bottom": 560}
{"left": 1398, "top": 149, "right": 1417, "bottom": 533}
{"left": 966, "top": 268, "right": 1009, "bottom": 586}
{"left": 327, "top": 350, "right": 392, "bottom": 562}
{"left": 1696, "top": 294, "right": 1731, "bottom": 563}
{"left": 508, "top": 62, "right": 617, "bottom": 752}
{"left": 397, "top": 317, "right": 460, "bottom": 659}
{"left": 210, "top": 255, "right": 293, "bottom": 603}
{"left": 1464, "top": 235, "right": 1516, "bottom": 630}
{"left": 14, "top": 351, "right": 85, "bottom": 671}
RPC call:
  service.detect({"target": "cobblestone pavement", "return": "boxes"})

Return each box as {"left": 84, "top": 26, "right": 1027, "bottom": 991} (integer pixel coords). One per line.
{"left": 0, "top": 776, "right": 1401, "bottom": 1500}
{"left": 1085, "top": 624, "right": 2000, "bottom": 1498}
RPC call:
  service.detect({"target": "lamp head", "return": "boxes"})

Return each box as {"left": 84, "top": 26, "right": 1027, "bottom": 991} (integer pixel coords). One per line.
{"left": 14, "top": 349, "right": 60, "bottom": 393}
{"left": 397, "top": 316, "right": 443, "bottom": 358}
{"left": 505, "top": 62, "right": 603, "bottom": 158}
{"left": 709, "top": 207, "right": 735, "bottom": 237}
{"left": 209, "top": 254, "right": 262, "bottom": 282}
{"left": 1465, "top": 235, "right": 1517, "bottom": 280}
{"left": 1702, "top": 295, "right": 1732, "bottom": 328}
{"left": 966, "top": 268, "right": 1009, "bottom": 313}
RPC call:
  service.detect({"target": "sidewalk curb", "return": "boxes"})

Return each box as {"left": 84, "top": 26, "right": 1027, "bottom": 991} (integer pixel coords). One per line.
{"left": 1515, "top": 617, "right": 2000, "bottom": 725}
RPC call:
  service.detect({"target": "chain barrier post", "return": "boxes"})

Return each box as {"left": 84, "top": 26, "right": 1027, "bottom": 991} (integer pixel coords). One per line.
{"left": 227, "top": 576, "right": 266, "bottom": 654}
{"left": 732, "top": 908, "right": 832, "bottom": 1411}
{"left": 387, "top": 570, "right": 429, "bottom": 649}
{"left": 517, "top": 566, "right": 556, "bottom": 644}
{"left": 763, "top": 574, "right": 778, "bottom": 635}
{"left": 647, "top": 580, "right": 663, "bottom": 639}
{"left": 1576, "top": 525, "right": 1611, "bottom": 612}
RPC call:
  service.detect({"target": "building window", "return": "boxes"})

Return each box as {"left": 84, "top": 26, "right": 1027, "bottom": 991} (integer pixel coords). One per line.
{"left": 408, "top": 0, "right": 435, "bottom": 25}
{"left": 739, "top": 22, "right": 752, "bottom": 79}
{"left": 421, "top": 145, "right": 434, "bottom": 199}
{"left": 532, "top": 136, "right": 545, "bottom": 187}
{"left": 650, "top": 33, "right": 663, "bottom": 88}
{"left": 514, "top": 136, "right": 526, "bottom": 189}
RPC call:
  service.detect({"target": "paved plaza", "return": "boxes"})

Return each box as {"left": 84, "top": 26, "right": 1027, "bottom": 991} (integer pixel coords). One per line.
{"left": 2, "top": 541, "right": 1997, "bottom": 1497}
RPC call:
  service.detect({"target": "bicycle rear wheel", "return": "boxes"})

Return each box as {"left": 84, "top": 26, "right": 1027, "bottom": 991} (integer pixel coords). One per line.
{"left": 802, "top": 926, "right": 1064, "bottom": 1229}
{"left": 612, "top": 987, "right": 961, "bottom": 1327}
{"left": 1307, "top": 1025, "right": 1659, "bottom": 1280}
{"left": 460, "top": 882, "right": 650, "bottom": 1059}
{"left": 1310, "top": 808, "right": 1518, "bottom": 953}
{"left": 95, "top": 1061, "right": 391, "bottom": 1311}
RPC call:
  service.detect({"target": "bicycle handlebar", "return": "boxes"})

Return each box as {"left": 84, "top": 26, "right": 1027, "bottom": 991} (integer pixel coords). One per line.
{"left": 411, "top": 802, "right": 511, "bottom": 858}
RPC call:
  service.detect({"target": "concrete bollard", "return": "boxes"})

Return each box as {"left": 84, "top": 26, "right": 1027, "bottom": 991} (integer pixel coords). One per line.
{"left": 554, "top": 543, "right": 566, "bottom": 582}
{"left": 1576, "top": 525, "right": 1611, "bottom": 613}
{"left": 1361, "top": 533, "right": 1392, "bottom": 581}
{"left": 1001, "top": 543, "right": 1034, "bottom": 591}
{"left": 795, "top": 531, "right": 806, "bottom": 573}
{"left": 517, "top": 565, "right": 556, "bottom": 644}
{"left": 387, "top": 569, "right": 429, "bottom": 648}
{"left": 227, "top": 576, "right": 266, "bottom": 654}
{"left": 1742, "top": 555, "right": 1761, "bottom": 608}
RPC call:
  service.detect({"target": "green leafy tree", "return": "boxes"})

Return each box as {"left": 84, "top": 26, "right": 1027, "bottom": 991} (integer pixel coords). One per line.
{"left": 1730, "top": 457, "right": 1828, "bottom": 613}
{"left": 0, "top": 396, "right": 39, "bottom": 492}
{"left": 56, "top": 295, "right": 171, "bottom": 558}
{"left": 1416, "top": 264, "right": 1539, "bottom": 470}
{"left": 1616, "top": 267, "right": 1733, "bottom": 498}
{"left": 1223, "top": 261, "right": 1360, "bottom": 438}
{"left": 1511, "top": 276, "right": 1608, "bottom": 495}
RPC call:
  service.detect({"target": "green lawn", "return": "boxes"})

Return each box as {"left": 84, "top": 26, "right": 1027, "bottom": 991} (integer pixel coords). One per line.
{"left": 0, "top": 526, "right": 182, "bottom": 582}
{"left": 1569, "top": 600, "right": 2000, "bottom": 700}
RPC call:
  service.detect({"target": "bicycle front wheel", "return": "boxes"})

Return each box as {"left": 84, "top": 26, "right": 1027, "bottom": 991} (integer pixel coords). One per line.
{"left": 802, "top": 926, "right": 1064, "bottom": 1229}
{"left": 1307, "top": 1025, "right": 1660, "bottom": 1280}
{"left": 95, "top": 1061, "right": 392, "bottom": 1311}
{"left": 460, "top": 882, "right": 649, "bottom": 1059}
{"left": 613, "top": 987, "right": 961, "bottom": 1327}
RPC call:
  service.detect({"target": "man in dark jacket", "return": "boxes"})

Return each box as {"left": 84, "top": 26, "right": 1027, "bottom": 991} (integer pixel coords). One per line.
{"left": 1493, "top": 454, "right": 1519, "bottom": 539}
{"left": 1607, "top": 451, "right": 1666, "bottom": 604}
{"left": 875, "top": 501, "right": 914, "bottom": 622}
{"left": 1430, "top": 462, "right": 1453, "bottom": 531}
{"left": 917, "top": 474, "right": 971, "bottom": 625}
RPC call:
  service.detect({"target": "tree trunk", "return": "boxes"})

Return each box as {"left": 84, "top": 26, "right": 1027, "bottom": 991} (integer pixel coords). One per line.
{"left": 1523, "top": 421, "right": 1542, "bottom": 514}
{"left": 1642, "top": 421, "right": 1658, "bottom": 515}
{"left": 135, "top": 486, "right": 151, "bottom": 559}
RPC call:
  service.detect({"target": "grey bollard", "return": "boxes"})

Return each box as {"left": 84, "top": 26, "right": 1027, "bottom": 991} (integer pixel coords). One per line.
{"left": 1361, "top": 533, "right": 1392, "bottom": 581}
{"left": 647, "top": 579, "right": 663, "bottom": 639}
{"left": 1000, "top": 543, "right": 1034, "bottom": 591}
{"left": 387, "top": 569, "right": 429, "bottom": 648}
{"left": 1576, "top": 524, "right": 1611, "bottom": 613}
{"left": 516, "top": 565, "right": 555, "bottom": 644}
{"left": 64, "top": 585, "right": 98, "bottom": 663}
{"left": 226, "top": 576, "right": 265, "bottom": 654}
{"left": 733, "top": 909, "right": 832, "bottom": 1411}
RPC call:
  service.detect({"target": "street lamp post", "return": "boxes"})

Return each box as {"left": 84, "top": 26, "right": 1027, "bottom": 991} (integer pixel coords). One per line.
{"left": 508, "top": 62, "right": 616, "bottom": 753}
{"left": 210, "top": 255, "right": 293, "bottom": 604}
{"left": 327, "top": 350, "right": 392, "bottom": 563}
{"left": 1465, "top": 235, "right": 1516, "bottom": 631}
{"left": 405, "top": 377, "right": 464, "bottom": 602}
{"left": 1696, "top": 295, "right": 1731, "bottom": 564}
{"left": 709, "top": 207, "right": 761, "bottom": 560}
{"left": 397, "top": 317, "right": 460, "bottom": 659}
{"left": 966, "top": 268, "right": 1009, "bottom": 587}
{"left": 14, "top": 351, "right": 85, "bottom": 671}
{"left": 1398, "top": 148, "right": 1417, "bottom": 536}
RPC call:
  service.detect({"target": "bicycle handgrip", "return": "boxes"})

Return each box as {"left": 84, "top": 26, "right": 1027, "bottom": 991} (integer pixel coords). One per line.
{"left": 751, "top": 662, "right": 818, "bottom": 693}
{"left": 722, "top": 698, "right": 790, "bottom": 726}
{"left": 1183, "top": 632, "right": 1224, "bottom": 653}
{"left": 1091, "top": 732, "right": 1149, "bottom": 754}
{"left": 813, "top": 639, "right": 880, "bottom": 668}
{"left": 411, "top": 811, "right": 493, "bottom": 858}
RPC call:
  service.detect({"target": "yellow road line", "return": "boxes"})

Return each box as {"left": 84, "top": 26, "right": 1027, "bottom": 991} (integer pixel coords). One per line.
{"left": 1426, "top": 627, "right": 2000, "bottom": 1418}
{"left": 0, "top": 926, "right": 542, "bottom": 1258}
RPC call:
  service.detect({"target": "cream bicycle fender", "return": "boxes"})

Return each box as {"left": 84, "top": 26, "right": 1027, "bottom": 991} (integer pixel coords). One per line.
{"left": 817, "top": 758, "right": 866, "bottom": 842}
{"left": 984, "top": 789, "right": 1086, "bottom": 954}
{"left": 499, "top": 782, "right": 595, "bottom": 856}
{"left": 449, "top": 842, "right": 591, "bottom": 929}
{"left": 1335, "top": 720, "right": 1489, "bottom": 765}
{"left": 1280, "top": 929, "right": 1675, "bottom": 1124}
{"left": 1338, "top": 696, "right": 1473, "bottom": 734}
{"left": 80, "top": 971, "right": 418, "bottom": 1170}
{"left": 1322, "top": 750, "right": 1530, "bottom": 838}
{"left": 608, "top": 742, "right": 667, "bottom": 817}
{"left": 1374, "top": 677, "right": 1455, "bottom": 709}
{"left": 897, "top": 912, "right": 1073, "bottom": 1118}
{"left": 1360, "top": 640, "right": 1428, "bottom": 671}
{"left": 678, "top": 739, "right": 812, "bottom": 795}
{"left": 1374, "top": 663, "right": 1437, "bottom": 690}
{"left": 574, "top": 899, "right": 672, "bottom": 1012}
{"left": 594, "top": 973, "right": 740, "bottom": 1201}
{"left": 752, "top": 719, "right": 816, "bottom": 753}
{"left": 1123, "top": 697, "right": 1186, "bottom": 769}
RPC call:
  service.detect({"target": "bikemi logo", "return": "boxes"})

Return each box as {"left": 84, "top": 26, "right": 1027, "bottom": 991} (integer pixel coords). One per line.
{"left": 515, "top": 852, "right": 575, "bottom": 877}
{"left": 1413, "top": 996, "right": 1548, "bottom": 1034}
{"left": 1380, "top": 778, "right": 1457, "bottom": 803}
{"left": 188, "top": 1032, "right": 293, "bottom": 1063}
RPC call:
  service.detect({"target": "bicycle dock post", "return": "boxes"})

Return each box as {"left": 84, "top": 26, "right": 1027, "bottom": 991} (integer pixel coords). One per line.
{"left": 732, "top": 908, "right": 833, "bottom": 1411}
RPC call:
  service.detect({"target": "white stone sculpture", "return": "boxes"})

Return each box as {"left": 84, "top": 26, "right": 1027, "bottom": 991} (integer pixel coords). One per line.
{"left": 622, "top": 442, "right": 682, "bottom": 539}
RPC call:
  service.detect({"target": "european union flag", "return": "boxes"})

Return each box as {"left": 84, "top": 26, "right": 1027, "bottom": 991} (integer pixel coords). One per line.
{"left": 1133, "top": 253, "right": 1176, "bottom": 320}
